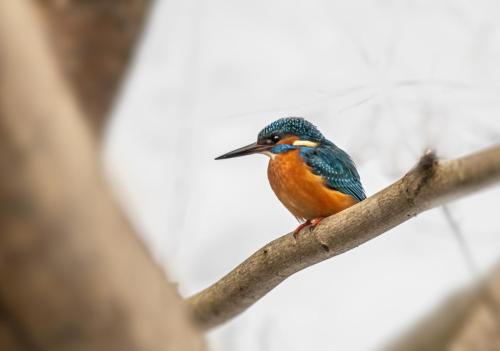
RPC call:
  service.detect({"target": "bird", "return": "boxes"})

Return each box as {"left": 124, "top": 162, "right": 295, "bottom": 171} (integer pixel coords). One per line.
{"left": 215, "top": 117, "right": 366, "bottom": 237}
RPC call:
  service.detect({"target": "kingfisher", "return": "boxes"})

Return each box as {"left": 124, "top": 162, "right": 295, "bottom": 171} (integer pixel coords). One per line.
{"left": 215, "top": 117, "right": 366, "bottom": 236}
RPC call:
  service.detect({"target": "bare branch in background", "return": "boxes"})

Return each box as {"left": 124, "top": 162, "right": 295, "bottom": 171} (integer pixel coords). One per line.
{"left": 36, "top": 0, "right": 151, "bottom": 132}
{"left": 187, "top": 147, "right": 500, "bottom": 330}
{"left": 0, "top": 1, "right": 205, "bottom": 349}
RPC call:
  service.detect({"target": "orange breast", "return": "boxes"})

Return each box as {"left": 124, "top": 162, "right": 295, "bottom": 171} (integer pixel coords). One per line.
{"left": 267, "top": 149, "right": 357, "bottom": 221}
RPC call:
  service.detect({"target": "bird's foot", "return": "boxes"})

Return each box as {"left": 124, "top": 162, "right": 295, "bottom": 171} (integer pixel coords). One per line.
{"left": 310, "top": 217, "right": 324, "bottom": 227}
{"left": 292, "top": 217, "right": 324, "bottom": 240}
{"left": 293, "top": 220, "right": 311, "bottom": 239}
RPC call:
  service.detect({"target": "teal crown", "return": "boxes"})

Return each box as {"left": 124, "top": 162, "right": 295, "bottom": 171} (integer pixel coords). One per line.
{"left": 258, "top": 117, "right": 324, "bottom": 142}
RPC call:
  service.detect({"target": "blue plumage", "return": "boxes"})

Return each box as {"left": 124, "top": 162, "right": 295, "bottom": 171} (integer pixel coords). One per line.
{"left": 300, "top": 143, "right": 366, "bottom": 201}
{"left": 270, "top": 144, "right": 295, "bottom": 154}
{"left": 258, "top": 117, "right": 324, "bottom": 142}
{"left": 259, "top": 117, "right": 366, "bottom": 202}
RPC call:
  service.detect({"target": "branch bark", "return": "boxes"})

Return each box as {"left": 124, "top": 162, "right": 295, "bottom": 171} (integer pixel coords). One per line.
{"left": 187, "top": 147, "right": 500, "bottom": 330}
{"left": 0, "top": 1, "right": 204, "bottom": 350}
{"left": 36, "top": 0, "right": 151, "bottom": 132}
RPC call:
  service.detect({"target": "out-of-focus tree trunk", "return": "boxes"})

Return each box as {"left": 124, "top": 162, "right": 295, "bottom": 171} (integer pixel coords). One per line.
{"left": 0, "top": 1, "right": 205, "bottom": 350}
{"left": 36, "top": 0, "right": 151, "bottom": 132}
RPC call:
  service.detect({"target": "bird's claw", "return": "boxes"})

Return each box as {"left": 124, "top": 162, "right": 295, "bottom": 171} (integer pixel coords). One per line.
{"left": 293, "top": 218, "right": 324, "bottom": 240}
{"left": 293, "top": 220, "right": 311, "bottom": 240}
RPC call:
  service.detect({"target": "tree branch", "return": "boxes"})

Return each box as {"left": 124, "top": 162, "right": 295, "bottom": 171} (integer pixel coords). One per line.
{"left": 36, "top": 0, "right": 151, "bottom": 132}
{"left": 187, "top": 147, "right": 500, "bottom": 330}
{"left": 0, "top": 1, "right": 205, "bottom": 349}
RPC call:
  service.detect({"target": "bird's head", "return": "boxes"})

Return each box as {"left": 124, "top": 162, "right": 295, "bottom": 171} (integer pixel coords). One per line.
{"left": 215, "top": 117, "right": 324, "bottom": 160}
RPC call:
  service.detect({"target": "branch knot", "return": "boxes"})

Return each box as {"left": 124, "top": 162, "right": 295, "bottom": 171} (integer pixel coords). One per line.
{"left": 403, "top": 149, "right": 438, "bottom": 207}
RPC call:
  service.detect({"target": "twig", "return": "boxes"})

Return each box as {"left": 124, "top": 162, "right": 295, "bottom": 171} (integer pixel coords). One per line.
{"left": 442, "top": 205, "right": 479, "bottom": 278}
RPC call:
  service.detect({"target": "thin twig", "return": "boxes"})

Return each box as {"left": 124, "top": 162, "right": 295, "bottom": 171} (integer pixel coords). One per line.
{"left": 442, "top": 205, "right": 480, "bottom": 278}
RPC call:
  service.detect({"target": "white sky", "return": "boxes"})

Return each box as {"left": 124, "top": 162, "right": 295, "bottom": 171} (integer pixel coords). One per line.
{"left": 105, "top": 0, "right": 500, "bottom": 349}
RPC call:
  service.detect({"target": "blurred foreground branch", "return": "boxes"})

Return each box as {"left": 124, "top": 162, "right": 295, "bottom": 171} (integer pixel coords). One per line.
{"left": 0, "top": 1, "right": 204, "bottom": 350}
{"left": 36, "top": 0, "right": 151, "bottom": 132}
{"left": 387, "top": 262, "right": 500, "bottom": 351}
{"left": 188, "top": 147, "right": 500, "bottom": 330}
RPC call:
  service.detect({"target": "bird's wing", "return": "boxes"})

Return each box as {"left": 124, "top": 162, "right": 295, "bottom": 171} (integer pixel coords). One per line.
{"left": 301, "top": 144, "right": 366, "bottom": 201}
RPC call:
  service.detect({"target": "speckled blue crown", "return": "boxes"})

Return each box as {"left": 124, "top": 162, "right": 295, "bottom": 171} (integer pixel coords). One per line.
{"left": 257, "top": 117, "right": 324, "bottom": 141}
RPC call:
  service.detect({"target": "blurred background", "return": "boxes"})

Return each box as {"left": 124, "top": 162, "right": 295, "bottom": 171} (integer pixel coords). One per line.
{"left": 103, "top": 1, "right": 500, "bottom": 349}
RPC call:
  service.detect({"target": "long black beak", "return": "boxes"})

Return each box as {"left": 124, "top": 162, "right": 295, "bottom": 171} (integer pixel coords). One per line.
{"left": 215, "top": 142, "right": 272, "bottom": 160}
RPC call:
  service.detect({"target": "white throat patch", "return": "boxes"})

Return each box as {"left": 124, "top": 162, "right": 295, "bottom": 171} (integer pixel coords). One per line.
{"left": 262, "top": 151, "right": 276, "bottom": 159}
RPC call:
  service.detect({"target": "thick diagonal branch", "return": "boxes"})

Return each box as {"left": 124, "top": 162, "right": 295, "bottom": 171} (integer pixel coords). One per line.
{"left": 187, "top": 146, "right": 500, "bottom": 330}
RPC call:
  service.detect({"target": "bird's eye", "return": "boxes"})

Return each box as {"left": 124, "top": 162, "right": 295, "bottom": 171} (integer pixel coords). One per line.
{"left": 271, "top": 134, "right": 280, "bottom": 143}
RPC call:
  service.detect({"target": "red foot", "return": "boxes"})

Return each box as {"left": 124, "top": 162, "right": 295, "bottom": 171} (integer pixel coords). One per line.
{"left": 310, "top": 217, "right": 324, "bottom": 226}
{"left": 292, "top": 217, "right": 324, "bottom": 239}
{"left": 293, "top": 220, "right": 311, "bottom": 239}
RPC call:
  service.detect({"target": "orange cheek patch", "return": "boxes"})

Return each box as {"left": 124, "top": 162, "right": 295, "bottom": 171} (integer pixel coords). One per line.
{"left": 277, "top": 135, "right": 299, "bottom": 145}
